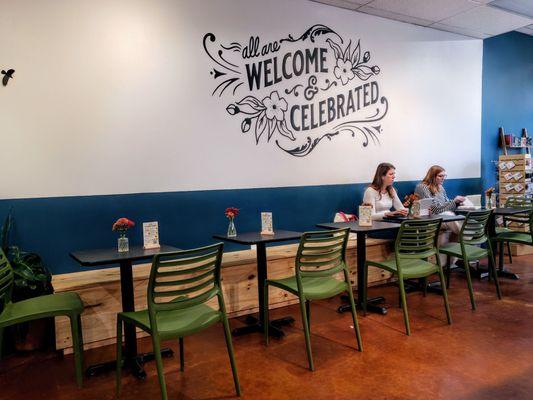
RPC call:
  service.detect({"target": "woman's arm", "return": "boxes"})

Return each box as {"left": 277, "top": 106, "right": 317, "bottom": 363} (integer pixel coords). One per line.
{"left": 429, "top": 186, "right": 457, "bottom": 214}
{"left": 392, "top": 189, "right": 406, "bottom": 211}
{"left": 362, "top": 188, "right": 389, "bottom": 220}
{"left": 415, "top": 183, "right": 432, "bottom": 199}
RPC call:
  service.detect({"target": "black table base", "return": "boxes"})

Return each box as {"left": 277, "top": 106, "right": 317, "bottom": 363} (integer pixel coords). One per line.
{"left": 70, "top": 246, "right": 180, "bottom": 380}
{"left": 231, "top": 315, "right": 295, "bottom": 338}
{"left": 338, "top": 294, "right": 387, "bottom": 315}
{"left": 86, "top": 348, "right": 174, "bottom": 379}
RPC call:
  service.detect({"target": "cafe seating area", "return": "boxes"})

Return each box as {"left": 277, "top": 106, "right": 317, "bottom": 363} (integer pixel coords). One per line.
{"left": 1, "top": 206, "right": 532, "bottom": 399}
{"left": 1, "top": 0, "right": 532, "bottom": 399}
{"left": 1, "top": 251, "right": 532, "bottom": 399}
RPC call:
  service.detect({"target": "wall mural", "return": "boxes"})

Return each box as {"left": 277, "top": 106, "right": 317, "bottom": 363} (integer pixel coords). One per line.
{"left": 203, "top": 24, "right": 389, "bottom": 157}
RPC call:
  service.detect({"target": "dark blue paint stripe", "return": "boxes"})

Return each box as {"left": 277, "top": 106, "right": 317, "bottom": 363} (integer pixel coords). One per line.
{"left": 0, "top": 178, "right": 480, "bottom": 275}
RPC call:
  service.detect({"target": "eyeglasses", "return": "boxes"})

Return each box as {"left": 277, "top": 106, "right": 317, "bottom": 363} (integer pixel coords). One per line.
{"left": 437, "top": 174, "right": 447, "bottom": 178}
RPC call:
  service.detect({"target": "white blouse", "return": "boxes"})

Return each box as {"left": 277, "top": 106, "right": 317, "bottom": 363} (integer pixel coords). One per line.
{"left": 362, "top": 187, "right": 406, "bottom": 220}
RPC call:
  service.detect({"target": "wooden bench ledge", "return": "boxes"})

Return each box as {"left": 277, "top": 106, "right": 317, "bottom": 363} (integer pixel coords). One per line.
{"left": 54, "top": 238, "right": 391, "bottom": 292}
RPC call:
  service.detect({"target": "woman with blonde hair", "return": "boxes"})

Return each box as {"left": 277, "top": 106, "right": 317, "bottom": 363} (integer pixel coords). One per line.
{"left": 415, "top": 165, "right": 465, "bottom": 233}
{"left": 363, "top": 162, "right": 407, "bottom": 220}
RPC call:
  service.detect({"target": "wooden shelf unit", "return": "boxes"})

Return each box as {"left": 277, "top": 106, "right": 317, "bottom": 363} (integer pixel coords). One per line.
{"left": 498, "top": 153, "right": 532, "bottom": 207}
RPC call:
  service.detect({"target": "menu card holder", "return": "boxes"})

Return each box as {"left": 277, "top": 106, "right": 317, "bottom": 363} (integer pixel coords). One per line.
{"left": 359, "top": 205, "right": 373, "bottom": 227}
{"left": 260, "top": 212, "right": 274, "bottom": 235}
{"left": 143, "top": 221, "right": 160, "bottom": 250}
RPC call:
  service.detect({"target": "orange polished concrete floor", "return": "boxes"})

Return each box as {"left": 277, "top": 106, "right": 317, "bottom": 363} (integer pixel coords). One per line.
{"left": 1, "top": 255, "right": 532, "bottom": 400}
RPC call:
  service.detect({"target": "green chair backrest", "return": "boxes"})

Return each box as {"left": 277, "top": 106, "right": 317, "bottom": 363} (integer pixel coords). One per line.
{"left": 505, "top": 195, "right": 533, "bottom": 208}
{"left": 147, "top": 243, "right": 224, "bottom": 315}
{"left": 0, "top": 249, "right": 14, "bottom": 312}
{"left": 394, "top": 219, "right": 442, "bottom": 268}
{"left": 504, "top": 196, "right": 533, "bottom": 225}
{"left": 295, "top": 228, "right": 350, "bottom": 279}
{"left": 460, "top": 210, "right": 492, "bottom": 246}
{"left": 504, "top": 196, "right": 533, "bottom": 239}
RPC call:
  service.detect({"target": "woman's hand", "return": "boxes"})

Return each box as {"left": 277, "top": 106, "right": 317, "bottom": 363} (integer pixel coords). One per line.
{"left": 454, "top": 195, "right": 466, "bottom": 204}
{"left": 385, "top": 210, "right": 408, "bottom": 217}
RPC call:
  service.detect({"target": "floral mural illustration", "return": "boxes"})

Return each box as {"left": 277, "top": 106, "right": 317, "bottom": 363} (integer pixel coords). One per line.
{"left": 226, "top": 91, "right": 295, "bottom": 143}
{"left": 203, "top": 24, "right": 389, "bottom": 157}
{"left": 328, "top": 39, "right": 380, "bottom": 85}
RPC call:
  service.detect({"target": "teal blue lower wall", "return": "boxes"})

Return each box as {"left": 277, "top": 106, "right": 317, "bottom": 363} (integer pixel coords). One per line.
{"left": 0, "top": 177, "right": 480, "bottom": 275}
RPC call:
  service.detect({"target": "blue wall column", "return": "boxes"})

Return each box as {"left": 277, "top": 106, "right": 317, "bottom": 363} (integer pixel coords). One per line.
{"left": 481, "top": 32, "right": 533, "bottom": 190}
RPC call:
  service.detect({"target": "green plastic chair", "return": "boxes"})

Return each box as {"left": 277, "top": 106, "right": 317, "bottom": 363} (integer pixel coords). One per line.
{"left": 496, "top": 196, "right": 533, "bottom": 263}
{"left": 439, "top": 210, "right": 502, "bottom": 310}
{"left": 494, "top": 207, "right": 533, "bottom": 257}
{"left": 264, "top": 228, "right": 362, "bottom": 371}
{"left": 367, "top": 219, "right": 451, "bottom": 335}
{"left": 0, "top": 249, "right": 84, "bottom": 387}
{"left": 116, "top": 243, "right": 240, "bottom": 400}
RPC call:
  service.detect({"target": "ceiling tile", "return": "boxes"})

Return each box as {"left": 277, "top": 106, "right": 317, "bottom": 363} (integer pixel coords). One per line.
{"left": 308, "top": 0, "right": 369, "bottom": 10}
{"left": 364, "top": 0, "right": 479, "bottom": 22}
{"left": 488, "top": 0, "right": 533, "bottom": 19}
{"left": 515, "top": 25, "right": 533, "bottom": 35}
{"left": 438, "top": 4, "right": 533, "bottom": 35}
{"left": 430, "top": 22, "right": 489, "bottom": 38}
{"left": 357, "top": 5, "right": 434, "bottom": 26}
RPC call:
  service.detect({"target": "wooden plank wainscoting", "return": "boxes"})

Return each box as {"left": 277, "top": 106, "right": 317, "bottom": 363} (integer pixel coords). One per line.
{"left": 53, "top": 238, "right": 393, "bottom": 354}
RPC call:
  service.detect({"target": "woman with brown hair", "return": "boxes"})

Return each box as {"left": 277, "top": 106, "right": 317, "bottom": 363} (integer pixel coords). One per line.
{"left": 415, "top": 166, "right": 466, "bottom": 214}
{"left": 415, "top": 165, "right": 466, "bottom": 233}
{"left": 363, "top": 162, "right": 407, "bottom": 220}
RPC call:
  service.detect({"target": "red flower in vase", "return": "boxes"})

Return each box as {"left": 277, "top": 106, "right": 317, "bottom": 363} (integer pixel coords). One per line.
{"left": 225, "top": 207, "right": 239, "bottom": 219}
{"left": 112, "top": 217, "right": 135, "bottom": 234}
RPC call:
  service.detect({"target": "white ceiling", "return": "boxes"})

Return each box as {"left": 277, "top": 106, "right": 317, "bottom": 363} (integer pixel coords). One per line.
{"left": 309, "top": 0, "right": 533, "bottom": 39}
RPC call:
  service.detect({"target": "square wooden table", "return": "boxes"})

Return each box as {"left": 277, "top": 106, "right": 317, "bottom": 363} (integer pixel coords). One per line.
{"left": 213, "top": 230, "right": 302, "bottom": 338}
{"left": 70, "top": 244, "right": 179, "bottom": 378}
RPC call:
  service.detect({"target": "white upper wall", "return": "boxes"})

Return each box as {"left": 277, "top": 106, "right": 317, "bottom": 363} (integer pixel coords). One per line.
{"left": 0, "top": 0, "right": 482, "bottom": 199}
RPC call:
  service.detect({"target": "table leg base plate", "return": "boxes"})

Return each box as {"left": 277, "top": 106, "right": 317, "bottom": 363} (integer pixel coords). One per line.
{"left": 86, "top": 348, "right": 174, "bottom": 379}
{"left": 496, "top": 269, "right": 519, "bottom": 280}
{"left": 338, "top": 296, "right": 387, "bottom": 315}
{"left": 232, "top": 315, "right": 295, "bottom": 338}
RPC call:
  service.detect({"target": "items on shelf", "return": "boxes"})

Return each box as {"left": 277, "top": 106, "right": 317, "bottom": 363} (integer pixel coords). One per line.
{"left": 498, "top": 153, "right": 532, "bottom": 206}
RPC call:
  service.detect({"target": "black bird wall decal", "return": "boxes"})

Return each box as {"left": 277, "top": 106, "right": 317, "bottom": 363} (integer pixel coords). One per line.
{"left": 2, "top": 69, "right": 15, "bottom": 86}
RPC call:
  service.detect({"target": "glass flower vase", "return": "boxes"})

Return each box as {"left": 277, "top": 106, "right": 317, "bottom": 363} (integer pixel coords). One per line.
{"left": 118, "top": 234, "right": 129, "bottom": 252}
{"left": 227, "top": 218, "right": 237, "bottom": 237}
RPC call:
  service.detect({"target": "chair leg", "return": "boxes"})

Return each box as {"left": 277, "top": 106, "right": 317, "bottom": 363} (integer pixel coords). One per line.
{"left": 398, "top": 284, "right": 402, "bottom": 308}
{"left": 116, "top": 317, "right": 123, "bottom": 396}
{"left": 152, "top": 336, "right": 168, "bottom": 400}
{"left": 346, "top": 288, "right": 363, "bottom": 352}
{"left": 221, "top": 314, "right": 241, "bottom": 396}
{"left": 305, "top": 300, "right": 310, "bottom": 332}
{"left": 445, "top": 255, "right": 451, "bottom": 289}
{"left": 0, "top": 327, "right": 4, "bottom": 360}
{"left": 422, "top": 277, "right": 428, "bottom": 297}
{"left": 463, "top": 257, "right": 476, "bottom": 311}
{"left": 69, "top": 314, "right": 83, "bottom": 388}
{"left": 397, "top": 278, "right": 410, "bottom": 336}
{"left": 179, "top": 337, "right": 184, "bottom": 372}
{"left": 507, "top": 242, "right": 513, "bottom": 264}
{"left": 264, "top": 282, "right": 270, "bottom": 346}
{"left": 298, "top": 295, "right": 314, "bottom": 371}
{"left": 488, "top": 244, "right": 502, "bottom": 300}
{"left": 436, "top": 265, "right": 453, "bottom": 325}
